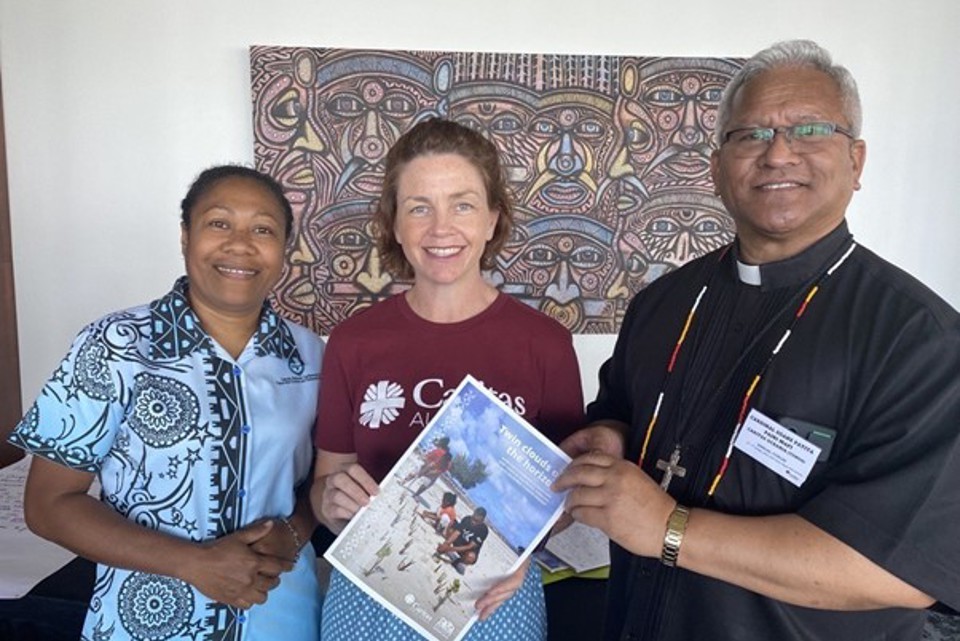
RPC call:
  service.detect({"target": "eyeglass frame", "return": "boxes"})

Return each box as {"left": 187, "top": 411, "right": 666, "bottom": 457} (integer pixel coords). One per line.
{"left": 721, "top": 122, "right": 856, "bottom": 149}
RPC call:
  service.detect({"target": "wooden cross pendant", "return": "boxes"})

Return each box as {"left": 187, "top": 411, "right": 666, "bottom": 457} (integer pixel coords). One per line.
{"left": 656, "top": 446, "right": 687, "bottom": 492}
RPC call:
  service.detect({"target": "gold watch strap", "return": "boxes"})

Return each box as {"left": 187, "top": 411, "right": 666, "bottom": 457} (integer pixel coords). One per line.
{"left": 660, "top": 503, "right": 690, "bottom": 567}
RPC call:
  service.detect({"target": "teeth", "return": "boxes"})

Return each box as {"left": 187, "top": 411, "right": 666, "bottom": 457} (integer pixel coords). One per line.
{"left": 426, "top": 247, "right": 461, "bottom": 257}
{"left": 217, "top": 266, "right": 256, "bottom": 276}
{"left": 760, "top": 182, "right": 800, "bottom": 190}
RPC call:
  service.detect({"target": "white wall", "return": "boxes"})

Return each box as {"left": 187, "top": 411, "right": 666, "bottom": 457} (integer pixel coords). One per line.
{"left": 2, "top": 0, "right": 959, "bottom": 408}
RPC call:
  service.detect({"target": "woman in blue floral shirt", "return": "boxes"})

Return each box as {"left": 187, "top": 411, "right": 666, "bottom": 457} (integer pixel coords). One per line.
{"left": 9, "top": 166, "right": 323, "bottom": 641}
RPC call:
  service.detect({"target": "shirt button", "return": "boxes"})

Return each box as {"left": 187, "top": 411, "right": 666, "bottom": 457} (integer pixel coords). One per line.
{"left": 238, "top": 488, "right": 247, "bottom": 498}
{"left": 242, "top": 425, "right": 251, "bottom": 435}
{"left": 238, "top": 614, "right": 247, "bottom": 622}
{"left": 233, "top": 366, "right": 242, "bottom": 377}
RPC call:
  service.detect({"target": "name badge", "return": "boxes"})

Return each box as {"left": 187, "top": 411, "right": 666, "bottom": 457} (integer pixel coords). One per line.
{"left": 734, "top": 409, "right": 821, "bottom": 487}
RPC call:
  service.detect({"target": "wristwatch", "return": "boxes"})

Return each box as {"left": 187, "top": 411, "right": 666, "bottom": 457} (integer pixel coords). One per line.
{"left": 660, "top": 503, "right": 690, "bottom": 567}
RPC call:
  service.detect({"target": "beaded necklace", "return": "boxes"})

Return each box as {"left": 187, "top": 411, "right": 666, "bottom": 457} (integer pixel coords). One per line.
{"left": 638, "top": 241, "right": 858, "bottom": 497}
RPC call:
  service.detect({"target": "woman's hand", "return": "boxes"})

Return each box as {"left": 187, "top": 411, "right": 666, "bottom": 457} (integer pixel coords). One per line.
{"left": 474, "top": 558, "right": 529, "bottom": 621}
{"left": 247, "top": 517, "right": 298, "bottom": 564}
{"left": 311, "top": 450, "right": 379, "bottom": 534}
{"left": 248, "top": 486, "right": 317, "bottom": 564}
{"left": 24, "top": 457, "right": 297, "bottom": 610}
{"left": 180, "top": 521, "right": 293, "bottom": 609}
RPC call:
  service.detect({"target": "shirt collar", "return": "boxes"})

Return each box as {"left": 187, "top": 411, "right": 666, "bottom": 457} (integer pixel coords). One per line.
{"left": 150, "top": 277, "right": 303, "bottom": 372}
{"left": 736, "top": 261, "right": 762, "bottom": 286}
{"left": 730, "top": 221, "right": 854, "bottom": 291}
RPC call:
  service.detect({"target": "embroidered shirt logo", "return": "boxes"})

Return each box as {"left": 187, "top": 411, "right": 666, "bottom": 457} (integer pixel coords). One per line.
{"left": 359, "top": 381, "right": 406, "bottom": 429}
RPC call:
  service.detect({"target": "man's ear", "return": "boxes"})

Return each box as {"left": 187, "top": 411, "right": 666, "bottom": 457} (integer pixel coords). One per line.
{"left": 850, "top": 139, "right": 867, "bottom": 191}
{"left": 709, "top": 149, "right": 722, "bottom": 197}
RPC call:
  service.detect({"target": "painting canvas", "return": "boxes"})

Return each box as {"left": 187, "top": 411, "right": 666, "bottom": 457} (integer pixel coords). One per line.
{"left": 250, "top": 46, "right": 742, "bottom": 335}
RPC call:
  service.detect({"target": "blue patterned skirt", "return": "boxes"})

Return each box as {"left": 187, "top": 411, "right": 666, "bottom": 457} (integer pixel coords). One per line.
{"left": 321, "top": 563, "right": 546, "bottom": 641}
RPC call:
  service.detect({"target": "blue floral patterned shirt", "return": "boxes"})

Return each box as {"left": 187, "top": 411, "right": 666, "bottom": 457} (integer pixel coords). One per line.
{"left": 10, "top": 278, "right": 324, "bottom": 641}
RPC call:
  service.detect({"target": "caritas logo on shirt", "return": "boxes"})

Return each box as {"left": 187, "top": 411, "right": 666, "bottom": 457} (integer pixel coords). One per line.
{"left": 358, "top": 378, "right": 526, "bottom": 430}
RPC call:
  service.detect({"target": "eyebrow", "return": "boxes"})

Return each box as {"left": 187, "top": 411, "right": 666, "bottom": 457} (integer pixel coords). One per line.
{"left": 448, "top": 190, "right": 482, "bottom": 200}
{"left": 401, "top": 190, "right": 483, "bottom": 203}
{"left": 197, "top": 205, "right": 282, "bottom": 222}
{"left": 732, "top": 113, "right": 829, "bottom": 128}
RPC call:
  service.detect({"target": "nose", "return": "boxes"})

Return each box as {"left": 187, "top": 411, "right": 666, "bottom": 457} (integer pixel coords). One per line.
{"left": 671, "top": 99, "right": 704, "bottom": 147}
{"left": 547, "top": 132, "right": 585, "bottom": 177}
{"left": 356, "top": 247, "right": 391, "bottom": 295}
{"left": 354, "top": 110, "right": 387, "bottom": 162}
{"left": 544, "top": 260, "right": 580, "bottom": 303}
{"left": 609, "top": 145, "right": 634, "bottom": 179}
{"left": 428, "top": 208, "right": 455, "bottom": 235}
{"left": 668, "top": 231, "right": 693, "bottom": 265}
{"left": 758, "top": 130, "right": 801, "bottom": 167}
{"left": 605, "top": 271, "right": 631, "bottom": 299}
{"left": 223, "top": 228, "right": 257, "bottom": 253}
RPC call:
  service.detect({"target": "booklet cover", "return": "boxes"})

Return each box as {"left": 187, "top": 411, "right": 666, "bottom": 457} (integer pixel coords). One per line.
{"left": 325, "top": 374, "right": 571, "bottom": 641}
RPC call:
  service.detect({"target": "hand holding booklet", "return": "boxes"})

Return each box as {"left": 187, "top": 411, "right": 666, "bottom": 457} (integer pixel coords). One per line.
{"left": 325, "top": 375, "right": 571, "bottom": 641}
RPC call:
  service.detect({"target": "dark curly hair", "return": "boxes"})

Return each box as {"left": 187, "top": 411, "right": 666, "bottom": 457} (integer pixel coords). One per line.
{"left": 180, "top": 165, "right": 293, "bottom": 240}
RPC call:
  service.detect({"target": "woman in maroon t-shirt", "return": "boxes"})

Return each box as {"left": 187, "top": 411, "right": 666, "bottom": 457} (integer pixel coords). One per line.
{"left": 311, "top": 118, "right": 584, "bottom": 641}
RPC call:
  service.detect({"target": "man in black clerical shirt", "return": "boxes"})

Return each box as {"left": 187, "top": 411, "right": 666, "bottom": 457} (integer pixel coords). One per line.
{"left": 554, "top": 40, "right": 960, "bottom": 641}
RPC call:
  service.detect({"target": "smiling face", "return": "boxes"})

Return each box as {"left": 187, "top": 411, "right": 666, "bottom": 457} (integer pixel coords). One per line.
{"left": 710, "top": 67, "right": 866, "bottom": 263}
{"left": 181, "top": 176, "right": 287, "bottom": 323}
{"left": 393, "top": 153, "right": 499, "bottom": 293}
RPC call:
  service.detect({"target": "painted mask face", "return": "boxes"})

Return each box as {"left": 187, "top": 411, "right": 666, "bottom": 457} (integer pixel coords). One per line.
{"left": 496, "top": 211, "right": 616, "bottom": 332}
{"left": 637, "top": 60, "right": 733, "bottom": 186}
{"left": 277, "top": 201, "right": 387, "bottom": 329}
{"left": 318, "top": 61, "right": 438, "bottom": 201}
{"left": 451, "top": 94, "right": 538, "bottom": 193}
{"left": 523, "top": 101, "right": 617, "bottom": 218}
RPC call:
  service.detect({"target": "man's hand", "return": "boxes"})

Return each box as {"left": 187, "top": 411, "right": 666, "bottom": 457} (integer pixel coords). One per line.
{"left": 558, "top": 422, "right": 627, "bottom": 460}
{"left": 553, "top": 451, "right": 674, "bottom": 558}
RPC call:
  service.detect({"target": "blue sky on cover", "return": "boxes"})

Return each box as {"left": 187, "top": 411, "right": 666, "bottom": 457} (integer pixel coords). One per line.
{"left": 422, "top": 377, "right": 570, "bottom": 550}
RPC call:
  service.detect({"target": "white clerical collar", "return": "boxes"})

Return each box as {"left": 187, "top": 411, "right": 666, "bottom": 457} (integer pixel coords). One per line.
{"left": 736, "top": 260, "right": 762, "bottom": 286}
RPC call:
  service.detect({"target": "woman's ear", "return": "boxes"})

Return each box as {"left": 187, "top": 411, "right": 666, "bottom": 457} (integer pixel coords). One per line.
{"left": 486, "top": 208, "right": 499, "bottom": 241}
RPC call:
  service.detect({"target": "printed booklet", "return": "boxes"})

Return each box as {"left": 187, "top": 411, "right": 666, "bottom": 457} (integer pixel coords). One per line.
{"left": 544, "top": 520, "right": 610, "bottom": 573}
{"left": 325, "top": 374, "right": 572, "bottom": 641}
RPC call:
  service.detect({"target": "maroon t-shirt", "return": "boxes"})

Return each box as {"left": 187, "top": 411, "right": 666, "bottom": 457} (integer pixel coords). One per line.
{"left": 315, "top": 293, "right": 585, "bottom": 481}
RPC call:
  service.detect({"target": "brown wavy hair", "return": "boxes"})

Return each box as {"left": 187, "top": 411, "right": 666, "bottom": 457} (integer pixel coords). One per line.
{"left": 373, "top": 118, "right": 514, "bottom": 280}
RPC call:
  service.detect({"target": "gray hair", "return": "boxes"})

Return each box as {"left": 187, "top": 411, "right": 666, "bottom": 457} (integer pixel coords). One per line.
{"left": 715, "top": 40, "right": 862, "bottom": 145}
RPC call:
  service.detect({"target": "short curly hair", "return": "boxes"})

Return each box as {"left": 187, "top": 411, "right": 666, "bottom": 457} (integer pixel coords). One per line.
{"left": 180, "top": 165, "right": 293, "bottom": 241}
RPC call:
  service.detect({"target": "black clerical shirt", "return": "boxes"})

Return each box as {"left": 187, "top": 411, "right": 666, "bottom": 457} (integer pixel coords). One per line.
{"left": 590, "top": 222, "right": 960, "bottom": 641}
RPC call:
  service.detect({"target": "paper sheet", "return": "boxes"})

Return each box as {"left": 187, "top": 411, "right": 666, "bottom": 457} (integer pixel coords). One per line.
{"left": 0, "top": 457, "right": 81, "bottom": 598}
{"left": 545, "top": 521, "right": 610, "bottom": 574}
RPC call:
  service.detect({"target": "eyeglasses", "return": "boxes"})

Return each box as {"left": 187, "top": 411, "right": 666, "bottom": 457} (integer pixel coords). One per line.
{"left": 722, "top": 122, "right": 855, "bottom": 156}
